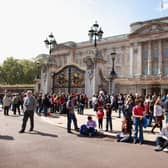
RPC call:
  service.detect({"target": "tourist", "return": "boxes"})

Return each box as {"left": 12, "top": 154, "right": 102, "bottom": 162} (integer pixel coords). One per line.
{"left": 12, "top": 94, "right": 21, "bottom": 115}
{"left": 66, "top": 95, "right": 79, "bottom": 133}
{"left": 151, "top": 97, "right": 164, "bottom": 134}
{"left": 116, "top": 116, "right": 133, "bottom": 143}
{"left": 42, "top": 94, "right": 51, "bottom": 116}
{"left": 105, "top": 103, "right": 112, "bottom": 132}
{"left": 19, "top": 90, "right": 36, "bottom": 133}
{"left": 117, "top": 93, "right": 124, "bottom": 118}
{"left": 80, "top": 115, "right": 97, "bottom": 136}
{"left": 154, "top": 123, "right": 168, "bottom": 152}
{"left": 132, "top": 98, "right": 145, "bottom": 144}
{"left": 2, "top": 94, "right": 12, "bottom": 116}
{"left": 164, "top": 94, "right": 168, "bottom": 123}
{"left": 96, "top": 106, "right": 104, "bottom": 130}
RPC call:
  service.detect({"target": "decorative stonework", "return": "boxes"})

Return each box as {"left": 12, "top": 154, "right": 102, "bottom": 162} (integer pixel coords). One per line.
{"left": 39, "top": 16, "right": 168, "bottom": 96}
{"left": 129, "top": 22, "right": 168, "bottom": 37}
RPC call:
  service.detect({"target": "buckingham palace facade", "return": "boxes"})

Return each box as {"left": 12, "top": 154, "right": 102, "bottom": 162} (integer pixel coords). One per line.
{"left": 40, "top": 16, "right": 168, "bottom": 98}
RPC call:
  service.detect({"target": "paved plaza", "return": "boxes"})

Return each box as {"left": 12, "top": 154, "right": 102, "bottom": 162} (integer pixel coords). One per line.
{"left": 0, "top": 104, "right": 165, "bottom": 142}
{"left": 1, "top": 105, "right": 168, "bottom": 168}
{"left": 40, "top": 108, "right": 162, "bottom": 142}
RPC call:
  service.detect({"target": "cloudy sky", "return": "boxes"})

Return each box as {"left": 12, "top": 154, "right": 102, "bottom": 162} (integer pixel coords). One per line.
{"left": 0, "top": 0, "right": 168, "bottom": 63}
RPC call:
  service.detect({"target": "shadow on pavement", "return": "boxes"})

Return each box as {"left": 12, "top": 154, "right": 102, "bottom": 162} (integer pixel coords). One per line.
{"left": 143, "top": 140, "right": 155, "bottom": 146}
{"left": 77, "top": 132, "right": 106, "bottom": 139}
{"left": 28, "top": 130, "right": 58, "bottom": 138}
{"left": 9, "top": 114, "right": 23, "bottom": 117}
{"left": 0, "top": 135, "right": 15, "bottom": 141}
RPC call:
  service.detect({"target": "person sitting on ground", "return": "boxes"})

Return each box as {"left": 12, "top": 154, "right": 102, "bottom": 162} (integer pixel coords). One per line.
{"left": 154, "top": 123, "right": 168, "bottom": 152}
{"left": 86, "top": 116, "right": 97, "bottom": 136}
{"left": 80, "top": 116, "right": 97, "bottom": 136}
{"left": 116, "top": 116, "right": 133, "bottom": 143}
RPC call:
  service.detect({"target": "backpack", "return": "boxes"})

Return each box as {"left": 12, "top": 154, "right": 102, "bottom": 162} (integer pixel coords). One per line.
{"left": 80, "top": 124, "right": 88, "bottom": 135}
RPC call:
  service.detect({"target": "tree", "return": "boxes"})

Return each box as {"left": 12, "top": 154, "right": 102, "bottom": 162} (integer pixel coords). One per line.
{"left": 0, "top": 57, "right": 37, "bottom": 84}
{"left": 19, "top": 59, "right": 38, "bottom": 84}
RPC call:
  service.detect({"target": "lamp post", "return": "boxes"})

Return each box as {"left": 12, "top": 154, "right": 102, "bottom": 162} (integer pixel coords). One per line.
{"left": 88, "top": 21, "right": 103, "bottom": 49}
{"left": 36, "top": 61, "right": 40, "bottom": 79}
{"left": 88, "top": 21, "right": 103, "bottom": 95}
{"left": 51, "top": 72, "right": 55, "bottom": 94}
{"left": 44, "top": 33, "right": 57, "bottom": 94}
{"left": 44, "top": 32, "right": 57, "bottom": 55}
{"left": 109, "top": 51, "right": 117, "bottom": 95}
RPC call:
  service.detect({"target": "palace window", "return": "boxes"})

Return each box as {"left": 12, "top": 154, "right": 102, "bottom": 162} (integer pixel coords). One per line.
{"left": 143, "top": 66, "right": 148, "bottom": 75}
{"left": 153, "top": 63, "right": 158, "bottom": 75}
{"left": 142, "top": 47, "right": 148, "bottom": 59}
{"left": 164, "top": 66, "right": 168, "bottom": 75}
{"left": 163, "top": 48, "right": 168, "bottom": 57}
{"left": 153, "top": 48, "right": 159, "bottom": 58}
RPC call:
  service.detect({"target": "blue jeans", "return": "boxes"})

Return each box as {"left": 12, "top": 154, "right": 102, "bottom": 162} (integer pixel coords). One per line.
{"left": 116, "top": 134, "right": 133, "bottom": 143}
{"left": 148, "top": 113, "right": 154, "bottom": 126}
{"left": 78, "top": 103, "right": 84, "bottom": 115}
{"left": 133, "top": 117, "right": 144, "bottom": 143}
{"left": 118, "top": 105, "right": 123, "bottom": 118}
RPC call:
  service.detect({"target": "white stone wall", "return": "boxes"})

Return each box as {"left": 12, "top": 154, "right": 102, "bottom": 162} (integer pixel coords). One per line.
{"left": 39, "top": 17, "right": 168, "bottom": 96}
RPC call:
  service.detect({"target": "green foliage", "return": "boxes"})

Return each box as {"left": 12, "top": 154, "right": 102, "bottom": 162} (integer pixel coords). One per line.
{"left": 0, "top": 57, "right": 41, "bottom": 84}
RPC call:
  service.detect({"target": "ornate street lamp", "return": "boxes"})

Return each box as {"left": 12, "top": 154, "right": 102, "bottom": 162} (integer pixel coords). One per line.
{"left": 88, "top": 21, "right": 103, "bottom": 48}
{"left": 44, "top": 32, "right": 57, "bottom": 94}
{"left": 88, "top": 21, "right": 103, "bottom": 95}
{"left": 44, "top": 32, "right": 57, "bottom": 54}
{"left": 109, "top": 51, "right": 117, "bottom": 95}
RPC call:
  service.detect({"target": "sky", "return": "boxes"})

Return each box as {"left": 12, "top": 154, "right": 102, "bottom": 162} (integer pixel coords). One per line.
{"left": 0, "top": 0, "right": 168, "bottom": 64}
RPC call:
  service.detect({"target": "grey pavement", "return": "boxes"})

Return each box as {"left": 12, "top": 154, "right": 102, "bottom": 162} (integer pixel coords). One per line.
{"left": 1, "top": 107, "right": 168, "bottom": 168}
{"left": 40, "top": 108, "right": 163, "bottom": 142}
{"left": 0, "top": 104, "right": 163, "bottom": 142}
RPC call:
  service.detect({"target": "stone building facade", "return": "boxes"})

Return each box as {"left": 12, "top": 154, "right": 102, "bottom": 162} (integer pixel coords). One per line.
{"left": 40, "top": 16, "right": 168, "bottom": 98}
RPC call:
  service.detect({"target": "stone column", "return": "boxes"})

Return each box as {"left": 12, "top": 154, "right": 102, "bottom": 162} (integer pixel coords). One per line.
{"left": 158, "top": 40, "right": 163, "bottom": 75}
{"left": 137, "top": 43, "right": 142, "bottom": 76}
{"left": 148, "top": 41, "right": 152, "bottom": 75}
{"left": 129, "top": 44, "right": 134, "bottom": 77}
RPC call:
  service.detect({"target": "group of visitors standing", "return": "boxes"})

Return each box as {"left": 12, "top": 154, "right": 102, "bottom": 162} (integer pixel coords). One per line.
{"left": 35, "top": 93, "right": 88, "bottom": 116}
{"left": 87, "top": 90, "right": 168, "bottom": 151}
{"left": 1, "top": 89, "right": 168, "bottom": 152}
{"left": 2, "top": 93, "right": 24, "bottom": 116}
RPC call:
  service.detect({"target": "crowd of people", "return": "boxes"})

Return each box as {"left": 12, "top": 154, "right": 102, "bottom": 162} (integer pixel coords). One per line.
{"left": 0, "top": 89, "right": 168, "bottom": 152}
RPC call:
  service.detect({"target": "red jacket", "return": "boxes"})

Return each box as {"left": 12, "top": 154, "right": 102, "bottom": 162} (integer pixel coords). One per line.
{"left": 97, "top": 110, "right": 104, "bottom": 119}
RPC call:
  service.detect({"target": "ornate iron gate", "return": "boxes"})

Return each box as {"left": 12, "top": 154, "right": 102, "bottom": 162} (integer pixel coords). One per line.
{"left": 52, "top": 65, "right": 85, "bottom": 94}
